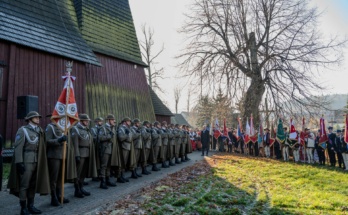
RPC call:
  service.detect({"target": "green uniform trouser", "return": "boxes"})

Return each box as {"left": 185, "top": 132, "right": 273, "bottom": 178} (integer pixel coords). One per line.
{"left": 134, "top": 148, "right": 141, "bottom": 164}
{"left": 145, "top": 148, "right": 151, "bottom": 166}
{"left": 122, "top": 149, "right": 131, "bottom": 170}
{"left": 77, "top": 158, "right": 89, "bottom": 182}
{"left": 153, "top": 146, "right": 160, "bottom": 164}
{"left": 19, "top": 162, "right": 37, "bottom": 201}
{"left": 162, "top": 145, "right": 168, "bottom": 161}
{"left": 175, "top": 143, "right": 180, "bottom": 158}
{"left": 48, "top": 158, "right": 62, "bottom": 195}
{"left": 99, "top": 153, "right": 111, "bottom": 177}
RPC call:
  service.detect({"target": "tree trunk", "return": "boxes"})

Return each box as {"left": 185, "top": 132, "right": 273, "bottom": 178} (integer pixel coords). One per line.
{"left": 242, "top": 75, "right": 265, "bottom": 129}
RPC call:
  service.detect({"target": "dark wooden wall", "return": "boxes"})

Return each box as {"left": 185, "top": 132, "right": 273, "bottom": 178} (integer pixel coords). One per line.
{"left": 155, "top": 115, "right": 172, "bottom": 124}
{"left": 0, "top": 41, "right": 156, "bottom": 145}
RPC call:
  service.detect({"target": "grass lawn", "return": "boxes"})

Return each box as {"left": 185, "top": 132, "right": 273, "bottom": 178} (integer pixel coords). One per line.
{"left": 105, "top": 154, "right": 348, "bottom": 215}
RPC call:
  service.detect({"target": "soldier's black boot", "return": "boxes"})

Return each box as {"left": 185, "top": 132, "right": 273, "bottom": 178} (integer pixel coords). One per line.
{"left": 142, "top": 166, "right": 150, "bottom": 175}
{"left": 121, "top": 172, "right": 129, "bottom": 182}
{"left": 162, "top": 161, "right": 169, "bottom": 168}
{"left": 99, "top": 178, "right": 108, "bottom": 189}
{"left": 169, "top": 159, "right": 175, "bottom": 166}
{"left": 27, "top": 198, "right": 42, "bottom": 214}
{"left": 50, "top": 192, "right": 60, "bottom": 206}
{"left": 131, "top": 170, "right": 138, "bottom": 179}
{"left": 56, "top": 187, "right": 70, "bottom": 203}
{"left": 74, "top": 183, "right": 84, "bottom": 198}
{"left": 181, "top": 157, "right": 187, "bottom": 162}
{"left": 152, "top": 164, "right": 160, "bottom": 171}
{"left": 175, "top": 157, "right": 181, "bottom": 164}
{"left": 117, "top": 176, "right": 126, "bottom": 183}
{"left": 79, "top": 182, "right": 91, "bottom": 196}
{"left": 135, "top": 168, "right": 142, "bottom": 177}
{"left": 185, "top": 155, "right": 191, "bottom": 161}
{"left": 20, "top": 200, "right": 30, "bottom": 215}
{"left": 106, "top": 177, "right": 117, "bottom": 187}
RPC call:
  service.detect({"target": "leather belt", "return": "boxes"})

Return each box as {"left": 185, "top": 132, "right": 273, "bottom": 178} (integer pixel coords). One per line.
{"left": 79, "top": 146, "right": 90, "bottom": 149}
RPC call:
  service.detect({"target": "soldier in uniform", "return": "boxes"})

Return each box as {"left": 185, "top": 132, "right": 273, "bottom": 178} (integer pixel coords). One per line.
{"left": 97, "top": 115, "right": 118, "bottom": 189}
{"left": 160, "top": 121, "right": 170, "bottom": 168}
{"left": 335, "top": 129, "right": 344, "bottom": 169}
{"left": 151, "top": 121, "right": 162, "bottom": 171}
{"left": 185, "top": 126, "right": 192, "bottom": 159}
{"left": 130, "top": 118, "right": 144, "bottom": 177}
{"left": 201, "top": 125, "right": 210, "bottom": 156}
{"left": 45, "top": 119, "right": 69, "bottom": 206}
{"left": 327, "top": 126, "right": 337, "bottom": 167}
{"left": 180, "top": 125, "right": 187, "bottom": 162}
{"left": 167, "top": 123, "right": 176, "bottom": 166}
{"left": 8, "top": 111, "right": 50, "bottom": 215}
{"left": 315, "top": 129, "right": 326, "bottom": 165}
{"left": 71, "top": 114, "right": 97, "bottom": 198}
{"left": 118, "top": 117, "right": 138, "bottom": 180}
{"left": 90, "top": 117, "right": 104, "bottom": 182}
{"left": 140, "top": 121, "right": 152, "bottom": 174}
{"left": 174, "top": 124, "right": 182, "bottom": 164}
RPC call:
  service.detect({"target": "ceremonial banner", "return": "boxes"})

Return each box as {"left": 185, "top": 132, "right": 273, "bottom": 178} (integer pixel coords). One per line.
{"left": 51, "top": 63, "right": 79, "bottom": 131}
{"left": 223, "top": 118, "right": 228, "bottom": 137}
{"left": 319, "top": 117, "right": 328, "bottom": 149}
{"left": 250, "top": 115, "right": 258, "bottom": 143}
{"left": 269, "top": 122, "right": 275, "bottom": 146}
{"left": 299, "top": 117, "right": 307, "bottom": 146}
{"left": 287, "top": 118, "right": 299, "bottom": 148}
{"left": 244, "top": 118, "right": 251, "bottom": 143}
{"left": 214, "top": 118, "right": 221, "bottom": 139}
{"left": 276, "top": 118, "right": 286, "bottom": 143}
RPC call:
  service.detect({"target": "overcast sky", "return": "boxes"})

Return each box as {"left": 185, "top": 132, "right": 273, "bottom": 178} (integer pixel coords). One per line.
{"left": 129, "top": 0, "right": 348, "bottom": 113}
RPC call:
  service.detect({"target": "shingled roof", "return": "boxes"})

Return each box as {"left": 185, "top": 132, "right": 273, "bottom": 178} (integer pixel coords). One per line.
{"left": 171, "top": 114, "right": 191, "bottom": 127}
{"left": 149, "top": 87, "right": 173, "bottom": 116}
{"left": 73, "top": 0, "right": 147, "bottom": 67}
{"left": 0, "top": 0, "right": 100, "bottom": 66}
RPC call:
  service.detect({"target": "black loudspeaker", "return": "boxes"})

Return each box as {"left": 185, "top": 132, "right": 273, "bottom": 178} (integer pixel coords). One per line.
{"left": 17, "top": 95, "right": 39, "bottom": 119}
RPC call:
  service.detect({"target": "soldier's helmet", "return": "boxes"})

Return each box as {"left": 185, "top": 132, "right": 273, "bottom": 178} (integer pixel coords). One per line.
{"left": 25, "top": 111, "right": 42, "bottom": 121}
{"left": 162, "top": 121, "right": 167, "bottom": 125}
{"left": 94, "top": 117, "right": 104, "bottom": 122}
{"left": 153, "top": 121, "right": 160, "bottom": 126}
{"left": 122, "top": 117, "right": 131, "bottom": 123}
{"left": 106, "top": 114, "right": 115, "bottom": 120}
{"left": 79, "top": 113, "right": 91, "bottom": 121}
{"left": 143, "top": 120, "right": 150, "bottom": 125}
{"left": 133, "top": 118, "right": 140, "bottom": 123}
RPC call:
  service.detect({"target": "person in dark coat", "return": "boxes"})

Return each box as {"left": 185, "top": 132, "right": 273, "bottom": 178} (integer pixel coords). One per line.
{"left": 327, "top": 126, "right": 337, "bottom": 167}
{"left": 315, "top": 130, "right": 325, "bottom": 165}
{"left": 227, "top": 129, "right": 233, "bottom": 153}
{"left": 336, "top": 130, "right": 344, "bottom": 169}
{"left": 201, "top": 125, "right": 210, "bottom": 156}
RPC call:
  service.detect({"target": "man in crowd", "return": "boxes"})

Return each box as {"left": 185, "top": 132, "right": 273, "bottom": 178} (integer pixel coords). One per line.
{"left": 327, "top": 126, "right": 337, "bottom": 167}
{"left": 336, "top": 129, "right": 344, "bottom": 169}
{"left": 130, "top": 118, "right": 144, "bottom": 178}
{"left": 201, "top": 125, "right": 210, "bottom": 156}
{"left": 151, "top": 121, "right": 162, "bottom": 171}
{"left": 263, "top": 128, "right": 271, "bottom": 158}
{"left": 315, "top": 129, "right": 326, "bottom": 165}
{"left": 141, "top": 121, "right": 152, "bottom": 174}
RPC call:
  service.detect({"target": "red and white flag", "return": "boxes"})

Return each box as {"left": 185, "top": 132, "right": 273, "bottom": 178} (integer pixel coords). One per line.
{"left": 51, "top": 69, "right": 79, "bottom": 131}
{"left": 319, "top": 117, "right": 328, "bottom": 144}
{"left": 223, "top": 118, "right": 228, "bottom": 137}
{"left": 299, "top": 117, "right": 306, "bottom": 145}
{"left": 214, "top": 118, "right": 221, "bottom": 139}
{"left": 289, "top": 118, "right": 297, "bottom": 139}
{"left": 250, "top": 114, "right": 258, "bottom": 143}
{"left": 245, "top": 118, "right": 251, "bottom": 143}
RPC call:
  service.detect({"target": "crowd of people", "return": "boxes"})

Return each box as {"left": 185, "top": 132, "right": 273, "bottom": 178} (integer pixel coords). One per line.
{"left": 7, "top": 111, "right": 193, "bottom": 215}
{"left": 196, "top": 124, "right": 348, "bottom": 171}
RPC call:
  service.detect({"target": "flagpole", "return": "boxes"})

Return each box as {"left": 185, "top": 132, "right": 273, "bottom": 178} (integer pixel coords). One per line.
{"left": 61, "top": 62, "right": 72, "bottom": 204}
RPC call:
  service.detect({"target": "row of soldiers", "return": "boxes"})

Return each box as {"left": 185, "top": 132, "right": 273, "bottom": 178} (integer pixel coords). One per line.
{"left": 8, "top": 111, "right": 192, "bottom": 215}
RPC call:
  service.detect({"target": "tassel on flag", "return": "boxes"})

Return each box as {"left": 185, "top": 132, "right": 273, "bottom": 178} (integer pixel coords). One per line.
{"left": 51, "top": 62, "right": 79, "bottom": 131}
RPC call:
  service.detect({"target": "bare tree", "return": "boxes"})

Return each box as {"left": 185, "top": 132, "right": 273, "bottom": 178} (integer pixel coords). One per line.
{"left": 140, "top": 24, "right": 165, "bottom": 92}
{"left": 174, "top": 87, "right": 182, "bottom": 114}
{"left": 187, "top": 87, "right": 192, "bottom": 113}
{"left": 178, "top": 0, "right": 345, "bottom": 126}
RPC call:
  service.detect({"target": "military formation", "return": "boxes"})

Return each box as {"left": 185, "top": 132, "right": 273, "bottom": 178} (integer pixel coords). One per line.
{"left": 8, "top": 111, "right": 192, "bottom": 215}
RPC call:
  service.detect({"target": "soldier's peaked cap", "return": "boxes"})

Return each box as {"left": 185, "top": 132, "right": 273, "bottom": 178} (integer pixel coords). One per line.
{"left": 153, "top": 121, "right": 160, "bottom": 126}
{"left": 328, "top": 126, "right": 333, "bottom": 129}
{"left": 162, "top": 121, "right": 167, "bottom": 125}
{"left": 133, "top": 118, "right": 140, "bottom": 123}
{"left": 79, "top": 113, "right": 91, "bottom": 121}
{"left": 25, "top": 111, "right": 42, "bottom": 121}
{"left": 94, "top": 117, "right": 104, "bottom": 121}
{"left": 122, "top": 117, "right": 131, "bottom": 122}
{"left": 106, "top": 114, "right": 115, "bottom": 120}
{"left": 337, "top": 129, "right": 342, "bottom": 133}
{"left": 143, "top": 120, "right": 150, "bottom": 125}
